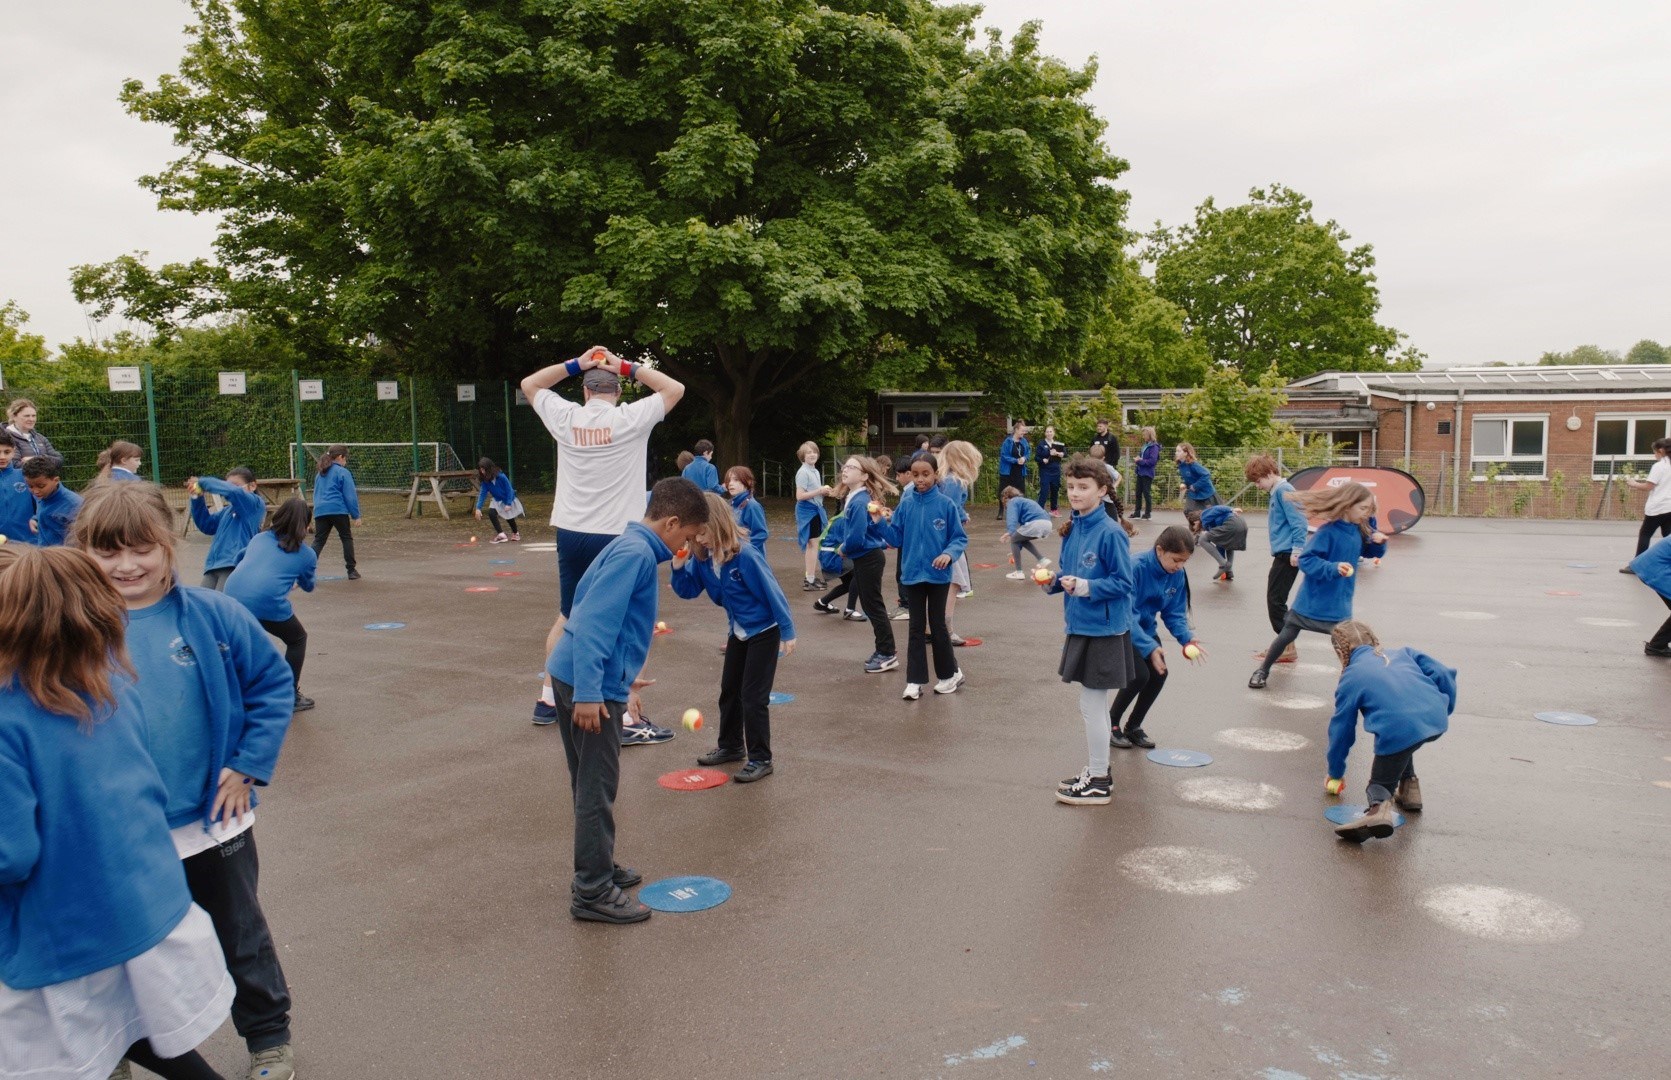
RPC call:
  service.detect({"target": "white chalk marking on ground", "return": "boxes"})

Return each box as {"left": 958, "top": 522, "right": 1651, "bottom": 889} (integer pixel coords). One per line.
{"left": 1116, "top": 846, "right": 1256, "bottom": 896}
{"left": 1217, "top": 727, "right": 1311, "bottom": 752}
{"left": 1440, "top": 610, "right": 1499, "bottom": 620}
{"left": 943, "top": 1035, "right": 1026, "bottom": 1066}
{"left": 1577, "top": 617, "right": 1637, "bottom": 628}
{"left": 1265, "top": 693, "right": 1329, "bottom": 710}
{"left": 1418, "top": 884, "right": 1582, "bottom": 943}
{"left": 1174, "top": 776, "right": 1285, "bottom": 812}
{"left": 519, "top": 542, "right": 558, "bottom": 552}
{"left": 1290, "top": 662, "right": 1338, "bottom": 677}
{"left": 1653, "top": 780, "right": 1671, "bottom": 791}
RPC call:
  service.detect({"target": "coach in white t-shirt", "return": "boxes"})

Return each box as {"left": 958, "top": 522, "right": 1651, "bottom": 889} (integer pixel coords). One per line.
{"left": 522, "top": 347, "right": 685, "bottom": 726}
{"left": 1623, "top": 435, "right": 1671, "bottom": 573}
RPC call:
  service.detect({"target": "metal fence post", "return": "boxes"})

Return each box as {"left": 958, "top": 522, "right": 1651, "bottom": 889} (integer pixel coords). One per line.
{"left": 291, "top": 370, "right": 307, "bottom": 495}
{"left": 503, "top": 381, "right": 514, "bottom": 481}
{"left": 141, "top": 362, "right": 162, "bottom": 483}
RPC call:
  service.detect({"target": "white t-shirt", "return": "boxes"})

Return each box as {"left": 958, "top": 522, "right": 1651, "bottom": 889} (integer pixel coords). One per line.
{"left": 534, "top": 390, "right": 668, "bottom": 533}
{"left": 1645, "top": 456, "right": 1671, "bottom": 517}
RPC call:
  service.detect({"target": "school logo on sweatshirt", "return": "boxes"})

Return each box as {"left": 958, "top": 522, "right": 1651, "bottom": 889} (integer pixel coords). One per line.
{"left": 729, "top": 567, "right": 745, "bottom": 584}
{"left": 933, "top": 518, "right": 947, "bottom": 531}
{"left": 1080, "top": 552, "right": 1100, "bottom": 570}
{"left": 169, "top": 636, "right": 197, "bottom": 668}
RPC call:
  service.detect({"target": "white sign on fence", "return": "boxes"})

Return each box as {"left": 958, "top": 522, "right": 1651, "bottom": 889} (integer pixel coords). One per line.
{"left": 0, "top": 365, "right": 6, "bottom": 391}
{"left": 513, "top": 388, "right": 528, "bottom": 406}
{"left": 218, "top": 371, "right": 247, "bottom": 395}
{"left": 457, "top": 384, "right": 476, "bottom": 402}
{"left": 376, "top": 380, "right": 400, "bottom": 401}
{"left": 298, "top": 380, "right": 324, "bottom": 401}
{"left": 107, "top": 366, "right": 143, "bottom": 392}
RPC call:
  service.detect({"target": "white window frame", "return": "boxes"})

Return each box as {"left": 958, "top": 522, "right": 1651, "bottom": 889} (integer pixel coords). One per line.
{"left": 1320, "top": 431, "right": 1364, "bottom": 466}
{"left": 1591, "top": 413, "right": 1670, "bottom": 479}
{"left": 1470, "top": 414, "right": 1547, "bottom": 480}
{"left": 890, "top": 404, "right": 968, "bottom": 434}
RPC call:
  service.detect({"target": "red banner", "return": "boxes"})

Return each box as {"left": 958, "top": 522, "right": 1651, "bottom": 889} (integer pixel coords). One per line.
{"left": 1287, "top": 466, "right": 1426, "bottom": 534}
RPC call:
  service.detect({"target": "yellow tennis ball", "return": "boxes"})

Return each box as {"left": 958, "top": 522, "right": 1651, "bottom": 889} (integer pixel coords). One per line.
{"left": 682, "top": 708, "right": 703, "bottom": 731}
{"left": 1325, "top": 777, "right": 1344, "bottom": 796}
{"left": 868, "top": 502, "right": 883, "bottom": 514}
{"left": 1340, "top": 564, "right": 1355, "bottom": 577}
{"left": 656, "top": 620, "right": 668, "bottom": 632}
{"left": 1182, "top": 643, "right": 1202, "bottom": 660}
{"left": 1031, "top": 566, "right": 1054, "bottom": 584}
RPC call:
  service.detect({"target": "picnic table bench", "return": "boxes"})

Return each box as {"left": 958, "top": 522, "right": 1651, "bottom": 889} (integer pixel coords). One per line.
{"left": 405, "top": 470, "right": 480, "bottom": 520}
{"left": 254, "top": 477, "right": 304, "bottom": 506}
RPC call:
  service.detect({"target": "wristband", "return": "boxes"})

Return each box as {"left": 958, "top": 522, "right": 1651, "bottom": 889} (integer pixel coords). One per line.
{"left": 621, "top": 361, "right": 636, "bottom": 382}
{"left": 564, "top": 358, "right": 582, "bottom": 377}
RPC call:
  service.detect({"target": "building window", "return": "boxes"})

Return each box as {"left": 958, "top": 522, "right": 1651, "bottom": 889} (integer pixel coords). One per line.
{"left": 1324, "top": 432, "right": 1362, "bottom": 466}
{"left": 1471, "top": 416, "right": 1546, "bottom": 478}
{"left": 1593, "top": 415, "right": 1669, "bottom": 478}
{"left": 889, "top": 405, "right": 968, "bottom": 434}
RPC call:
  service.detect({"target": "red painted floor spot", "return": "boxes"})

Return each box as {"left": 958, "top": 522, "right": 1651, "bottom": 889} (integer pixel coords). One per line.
{"left": 959, "top": 637, "right": 984, "bottom": 647}
{"left": 1545, "top": 589, "right": 1580, "bottom": 596}
{"left": 653, "top": 627, "right": 674, "bottom": 637}
{"left": 493, "top": 571, "right": 523, "bottom": 577}
{"left": 464, "top": 586, "right": 499, "bottom": 593}
{"left": 657, "top": 768, "right": 729, "bottom": 791}
{"left": 972, "top": 563, "right": 999, "bottom": 570}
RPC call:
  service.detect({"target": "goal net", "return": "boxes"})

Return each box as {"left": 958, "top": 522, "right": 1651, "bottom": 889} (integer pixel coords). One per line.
{"left": 289, "top": 442, "right": 470, "bottom": 493}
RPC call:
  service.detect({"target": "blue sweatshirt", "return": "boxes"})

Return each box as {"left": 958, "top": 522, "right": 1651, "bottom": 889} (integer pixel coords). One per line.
{"left": 32, "top": 484, "right": 83, "bottom": 547}
{"left": 869, "top": 485, "right": 968, "bottom": 585}
{"left": 1129, "top": 549, "right": 1193, "bottom": 658}
{"left": 312, "top": 461, "right": 360, "bottom": 518}
{"left": 1266, "top": 479, "right": 1309, "bottom": 555}
{"left": 1200, "top": 504, "right": 1234, "bottom": 530}
{"left": 681, "top": 456, "right": 723, "bottom": 496}
{"left": 1327, "top": 645, "right": 1456, "bottom": 778}
{"left": 671, "top": 543, "right": 797, "bottom": 641}
{"left": 1293, "top": 520, "right": 1388, "bottom": 623}
{"left": 731, "top": 490, "right": 768, "bottom": 554}
{"left": 110, "top": 467, "right": 143, "bottom": 482}
{"left": 839, "top": 488, "right": 885, "bottom": 558}
{"left": 1630, "top": 533, "right": 1671, "bottom": 598}
{"left": 191, "top": 476, "right": 269, "bottom": 572}
{"left": 1136, "top": 441, "right": 1160, "bottom": 479}
{"left": 0, "top": 676, "right": 194, "bottom": 989}
{"left": 475, "top": 471, "right": 518, "bottom": 510}
{"left": 999, "top": 436, "right": 1030, "bottom": 473}
{"left": 549, "top": 521, "right": 669, "bottom": 703}
{"left": 937, "top": 478, "right": 971, "bottom": 523}
{"left": 1047, "top": 508, "right": 1134, "bottom": 637}
{"left": 1177, "top": 460, "right": 1215, "bottom": 502}
{"left": 1004, "top": 496, "right": 1050, "bottom": 533}
{"left": 225, "top": 531, "right": 318, "bottom": 622}
{"left": 0, "top": 462, "right": 32, "bottom": 542}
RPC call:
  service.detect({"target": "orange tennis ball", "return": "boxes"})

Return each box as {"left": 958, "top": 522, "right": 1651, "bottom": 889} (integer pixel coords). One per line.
{"left": 868, "top": 502, "right": 883, "bottom": 514}
{"left": 1032, "top": 567, "right": 1054, "bottom": 584}
{"left": 1325, "top": 777, "right": 1344, "bottom": 796}
{"left": 675, "top": 547, "right": 689, "bottom": 559}
{"left": 682, "top": 708, "right": 703, "bottom": 731}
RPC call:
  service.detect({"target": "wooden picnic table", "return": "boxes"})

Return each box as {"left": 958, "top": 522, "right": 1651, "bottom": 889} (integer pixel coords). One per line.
{"left": 254, "top": 477, "right": 304, "bottom": 506}
{"left": 405, "top": 470, "right": 480, "bottom": 520}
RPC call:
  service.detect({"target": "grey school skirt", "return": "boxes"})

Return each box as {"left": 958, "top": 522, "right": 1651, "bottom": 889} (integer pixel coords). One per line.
{"left": 1059, "top": 632, "right": 1135, "bottom": 691}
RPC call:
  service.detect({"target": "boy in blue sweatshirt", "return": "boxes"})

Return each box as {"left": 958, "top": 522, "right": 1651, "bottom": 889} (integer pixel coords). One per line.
{"left": 549, "top": 477, "right": 710, "bottom": 924}
{"left": 1325, "top": 621, "right": 1456, "bottom": 842}
{"left": 1247, "top": 454, "right": 1310, "bottom": 660}
{"left": 1110, "top": 526, "right": 1204, "bottom": 750}
{"left": 1631, "top": 533, "right": 1671, "bottom": 657}
{"left": 189, "top": 466, "right": 268, "bottom": 588}
{"left": 23, "top": 456, "right": 82, "bottom": 546}
{"left": 681, "top": 439, "right": 725, "bottom": 495}
{"left": 0, "top": 442, "right": 33, "bottom": 543}
{"left": 870, "top": 453, "right": 969, "bottom": 699}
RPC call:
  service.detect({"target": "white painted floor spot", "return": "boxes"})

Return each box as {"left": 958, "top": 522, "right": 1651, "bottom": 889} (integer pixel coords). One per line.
{"left": 1266, "top": 693, "right": 1329, "bottom": 710}
{"left": 1577, "top": 617, "right": 1637, "bottom": 628}
{"left": 1174, "top": 776, "right": 1285, "bottom": 812}
{"left": 1116, "top": 846, "right": 1256, "bottom": 896}
{"left": 1216, "top": 727, "right": 1311, "bottom": 752}
{"left": 1291, "top": 662, "right": 1339, "bottom": 677}
{"left": 1653, "top": 780, "right": 1671, "bottom": 791}
{"left": 1418, "top": 884, "right": 1581, "bottom": 943}
{"left": 1440, "top": 610, "right": 1499, "bottom": 621}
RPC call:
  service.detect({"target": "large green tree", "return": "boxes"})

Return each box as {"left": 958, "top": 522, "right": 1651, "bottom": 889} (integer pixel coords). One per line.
{"left": 1074, "top": 257, "right": 1210, "bottom": 389}
{"left": 1146, "top": 184, "right": 1422, "bottom": 381}
{"left": 85, "top": 0, "right": 1127, "bottom": 463}
{"left": 0, "top": 302, "right": 49, "bottom": 366}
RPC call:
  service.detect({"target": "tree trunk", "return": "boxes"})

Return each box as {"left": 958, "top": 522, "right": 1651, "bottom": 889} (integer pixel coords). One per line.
{"left": 715, "top": 380, "right": 753, "bottom": 473}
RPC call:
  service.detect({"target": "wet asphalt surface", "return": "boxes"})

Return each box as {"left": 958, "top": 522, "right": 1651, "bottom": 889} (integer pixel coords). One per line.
{"left": 184, "top": 508, "right": 1669, "bottom": 1079}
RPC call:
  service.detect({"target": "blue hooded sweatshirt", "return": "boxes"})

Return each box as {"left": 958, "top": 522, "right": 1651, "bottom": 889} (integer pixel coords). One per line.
{"left": 1630, "top": 533, "right": 1671, "bottom": 599}
{"left": 191, "top": 476, "right": 269, "bottom": 572}
{"left": 0, "top": 462, "right": 32, "bottom": 542}
{"left": 672, "top": 543, "right": 797, "bottom": 641}
{"left": 1129, "top": 549, "right": 1193, "bottom": 658}
{"left": 0, "top": 676, "right": 193, "bottom": 989}
{"left": 1326, "top": 645, "right": 1456, "bottom": 778}
{"left": 681, "top": 456, "right": 724, "bottom": 496}
{"left": 937, "top": 477, "right": 971, "bottom": 523}
{"left": 475, "top": 471, "right": 518, "bottom": 510}
{"left": 1266, "top": 479, "right": 1309, "bottom": 555}
{"left": 839, "top": 488, "right": 885, "bottom": 559}
{"left": 548, "top": 521, "right": 670, "bottom": 703}
{"left": 730, "top": 490, "right": 768, "bottom": 554}
{"left": 868, "top": 484, "right": 968, "bottom": 586}
{"left": 312, "top": 460, "right": 360, "bottom": 518}
{"left": 1177, "top": 460, "right": 1215, "bottom": 502}
{"left": 1293, "top": 520, "right": 1388, "bottom": 623}
{"left": 32, "top": 483, "right": 83, "bottom": 547}
{"left": 225, "top": 531, "right": 318, "bottom": 622}
{"left": 1004, "top": 496, "right": 1051, "bottom": 534}
{"left": 1047, "top": 507, "right": 1134, "bottom": 637}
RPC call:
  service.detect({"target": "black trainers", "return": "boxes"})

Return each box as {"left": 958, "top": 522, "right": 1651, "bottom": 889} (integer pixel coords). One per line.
{"left": 571, "top": 886, "right": 651, "bottom": 924}
{"left": 1247, "top": 669, "right": 1269, "bottom": 689}
{"left": 697, "top": 746, "right": 745, "bottom": 766}
{"left": 1125, "top": 727, "right": 1155, "bottom": 749}
{"left": 813, "top": 598, "right": 838, "bottom": 614}
{"left": 734, "top": 760, "right": 774, "bottom": 783}
{"left": 346, "top": 569, "right": 361, "bottom": 580}
{"left": 1109, "top": 728, "right": 1133, "bottom": 749}
{"left": 1646, "top": 642, "right": 1671, "bottom": 658}
{"left": 802, "top": 579, "right": 821, "bottom": 591}
{"left": 611, "top": 864, "right": 643, "bottom": 888}
{"left": 293, "top": 692, "right": 315, "bottom": 712}
{"left": 1055, "top": 768, "right": 1113, "bottom": 805}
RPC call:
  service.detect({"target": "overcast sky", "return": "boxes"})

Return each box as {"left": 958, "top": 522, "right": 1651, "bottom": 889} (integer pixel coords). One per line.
{"left": 3, "top": 1, "right": 1668, "bottom": 366}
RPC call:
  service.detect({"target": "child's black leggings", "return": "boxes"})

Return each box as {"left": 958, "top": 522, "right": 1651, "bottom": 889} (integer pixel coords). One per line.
{"left": 850, "top": 549, "right": 894, "bottom": 655}
{"left": 124, "top": 1041, "right": 225, "bottom": 1080}
{"left": 311, "top": 514, "right": 356, "bottom": 572}
{"left": 903, "top": 581, "right": 957, "bottom": 684}
{"left": 1366, "top": 735, "right": 1439, "bottom": 805}
{"left": 717, "top": 626, "right": 780, "bottom": 762}
{"left": 259, "top": 616, "right": 307, "bottom": 688}
{"left": 819, "top": 570, "right": 854, "bottom": 611}
{"left": 1110, "top": 650, "right": 1167, "bottom": 731}
{"left": 485, "top": 507, "right": 520, "bottom": 535}
{"left": 1651, "top": 595, "right": 1671, "bottom": 649}
{"left": 1255, "top": 611, "right": 1339, "bottom": 678}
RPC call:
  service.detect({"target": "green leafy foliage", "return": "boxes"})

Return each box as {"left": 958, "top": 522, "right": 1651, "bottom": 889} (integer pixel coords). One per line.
{"left": 1139, "top": 366, "right": 1291, "bottom": 450}
{"left": 1, "top": 302, "right": 48, "bottom": 366}
{"left": 1074, "top": 258, "right": 1209, "bottom": 389}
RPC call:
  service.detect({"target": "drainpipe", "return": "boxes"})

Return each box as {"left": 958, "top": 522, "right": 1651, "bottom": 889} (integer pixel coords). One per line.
{"left": 1403, "top": 401, "right": 1412, "bottom": 464}
{"left": 1451, "top": 390, "right": 1465, "bottom": 515}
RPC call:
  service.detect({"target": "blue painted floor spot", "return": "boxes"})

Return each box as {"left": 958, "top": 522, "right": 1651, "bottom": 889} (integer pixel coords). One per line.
{"left": 1260, "top": 1069, "right": 1309, "bottom": 1080}
{"left": 1566, "top": 562, "right": 1596, "bottom": 569}
{"left": 638, "top": 875, "right": 731, "bottom": 912}
{"left": 1147, "top": 748, "right": 1213, "bottom": 768}
{"left": 1324, "top": 804, "right": 1406, "bottom": 828}
{"left": 489, "top": 559, "right": 515, "bottom": 565}
{"left": 319, "top": 575, "right": 346, "bottom": 582}
{"left": 944, "top": 1036, "right": 1027, "bottom": 1067}
{"left": 364, "top": 622, "right": 406, "bottom": 631}
{"left": 769, "top": 691, "right": 796, "bottom": 705}
{"left": 1535, "top": 710, "right": 1597, "bottom": 726}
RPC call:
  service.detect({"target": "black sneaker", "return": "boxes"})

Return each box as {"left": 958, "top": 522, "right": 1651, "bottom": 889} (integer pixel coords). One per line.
{"left": 293, "top": 692, "right": 315, "bottom": 712}
{"left": 864, "top": 653, "right": 899, "bottom": 673}
{"left": 697, "top": 746, "right": 745, "bottom": 766}
{"left": 1109, "top": 728, "right": 1132, "bottom": 749}
{"left": 571, "top": 886, "right": 651, "bottom": 924}
{"left": 802, "top": 579, "right": 821, "bottom": 591}
{"left": 735, "top": 760, "right": 774, "bottom": 783}
{"left": 346, "top": 569, "right": 361, "bottom": 580}
{"left": 1055, "top": 768, "right": 1113, "bottom": 805}
{"left": 532, "top": 700, "right": 558, "bottom": 726}
{"left": 611, "top": 864, "right": 643, "bottom": 888}
{"left": 1247, "top": 669, "right": 1268, "bottom": 689}
{"left": 812, "top": 577, "right": 828, "bottom": 589}
{"left": 813, "top": 599, "right": 838, "bottom": 615}
{"left": 1646, "top": 642, "right": 1671, "bottom": 658}
{"left": 1125, "top": 727, "right": 1155, "bottom": 749}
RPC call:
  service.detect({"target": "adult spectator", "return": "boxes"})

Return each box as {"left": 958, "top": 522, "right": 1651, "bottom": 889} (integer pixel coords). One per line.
{"left": 1089, "top": 416, "right": 1120, "bottom": 468}
{"left": 522, "top": 348, "right": 685, "bottom": 741}
{"left": 5, "top": 399, "right": 63, "bottom": 467}
{"left": 1621, "top": 436, "right": 1671, "bottom": 574}
{"left": 997, "top": 421, "right": 1030, "bottom": 518}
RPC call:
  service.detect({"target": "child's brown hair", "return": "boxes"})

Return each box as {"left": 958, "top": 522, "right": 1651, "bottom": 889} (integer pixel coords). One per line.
{"left": 1289, "top": 481, "right": 1376, "bottom": 538}
{"left": 1058, "top": 455, "right": 1112, "bottom": 537}
{"left": 1244, "top": 453, "right": 1280, "bottom": 481}
{"left": 725, "top": 465, "right": 756, "bottom": 492}
{"left": 1155, "top": 524, "right": 1195, "bottom": 556}
{"left": 1331, "top": 619, "right": 1385, "bottom": 668}
{"left": 700, "top": 492, "right": 742, "bottom": 563}
{"left": 71, "top": 482, "right": 179, "bottom": 576}
{"left": 0, "top": 545, "right": 134, "bottom": 723}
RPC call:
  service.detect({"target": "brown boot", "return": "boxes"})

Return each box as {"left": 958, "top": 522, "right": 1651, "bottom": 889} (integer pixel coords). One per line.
{"left": 1394, "top": 776, "right": 1422, "bottom": 812}
{"left": 1334, "top": 800, "right": 1398, "bottom": 843}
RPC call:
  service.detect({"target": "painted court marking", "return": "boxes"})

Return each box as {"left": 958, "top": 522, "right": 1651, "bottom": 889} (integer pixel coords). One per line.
{"left": 319, "top": 575, "right": 346, "bottom": 582}
{"left": 657, "top": 768, "right": 729, "bottom": 791}
{"left": 1174, "top": 776, "right": 1284, "bottom": 812}
{"left": 364, "top": 622, "right": 405, "bottom": 631}
{"left": 769, "top": 691, "right": 796, "bottom": 705}
{"left": 521, "top": 542, "right": 558, "bottom": 552}
{"left": 972, "top": 562, "right": 1000, "bottom": 570}
{"left": 1116, "top": 846, "right": 1256, "bottom": 896}
{"left": 1545, "top": 589, "right": 1581, "bottom": 597}
{"left": 1216, "top": 727, "right": 1310, "bottom": 752}
{"left": 1147, "top": 748, "right": 1213, "bottom": 768}
{"left": 489, "top": 558, "right": 515, "bottom": 565}
{"left": 492, "top": 571, "right": 523, "bottom": 577}
{"left": 1440, "top": 610, "right": 1499, "bottom": 621}
{"left": 1265, "top": 692, "right": 1329, "bottom": 711}
{"left": 1578, "top": 617, "right": 1636, "bottom": 628}
{"left": 1566, "top": 562, "right": 1597, "bottom": 569}
{"left": 1535, "top": 711, "right": 1598, "bottom": 726}
{"left": 1325, "top": 804, "right": 1406, "bottom": 828}
{"left": 1417, "top": 884, "right": 1582, "bottom": 943}
{"left": 639, "top": 876, "right": 731, "bottom": 913}
{"left": 464, "top": 586, "right": 499, "bottom": 593}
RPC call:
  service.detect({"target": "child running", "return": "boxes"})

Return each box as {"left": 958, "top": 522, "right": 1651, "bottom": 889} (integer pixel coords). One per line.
{"left": 1631, "top": 533, "right": 1671, "bottom": 658}
{"left": 837, "top": 456, "right": 899, "bottom": 672}
{"left": 310, "top": 444, "right": 361, "bottom": 579}
{"left": 473, "top": 457, "right": 524, "bottom": 543}
{"left": 1248, "top": 481, "right": 1387, "bottom": 689}
{"left": 1246, "top": 454, "right": 1308, "bottom": 663}
{"left": 725, "top": 465, "right": 769, "bottom": 554}
{"left": 1175, "top": 442, "right": 1217, "bottom": 513}
{"left": 95, "top": 439, "right": 146, "bottom": 482}
{"left": 0, "top": 441, "right": 31, "bottom": 543}
{"left": 938, "top": 440, "right": 982, "bottom": 642}
{"left": 23, "top": 456, "right": 82, "bottom": 546}
{"left": 1109, "top": 525, "right": 1205, "bottom": 750}
{"left": 1188, "top": 503, "right": 1247, "bottom": 583}
{"left": 1325, "top": 620, "right": 1456, "bottom": 842}
{"left": 0, "top": 544, "right": 236, "bottom": 1080}
{"left": 794, "top": 441, "right": 832, "bottom": 591}
{"left": 189, "top": 466, "right": 267, "bottom": 589}
{"left": 870, "top": 453, "right": 968, "bottom": 699}
{"left": 1046, "top": 455, "right": 1135, "bottom": 806}
{"left": 1000, "top": 486, "right": 1054, "bottom": 579}
{"left": 225, "top": 498, "right": 319, "bottom": 711}
{"left": 73, "top": 482, "right": 300, "bottom": 1080}
{"left": 549, "top": 477, "right": 709, "bottom": 924}
{"left": 672, "top": 492, "right": 796, "bottom": 780}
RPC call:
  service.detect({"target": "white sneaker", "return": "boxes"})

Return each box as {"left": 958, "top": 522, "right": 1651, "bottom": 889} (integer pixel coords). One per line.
{"left": 933, "top": 670, "right": 965, "bottom": 695}
{"left": 1036, "top": 558, "right": 1051, "bottom": 568}
{"left": 490, "top": 533, "right": 510, "bottom": 544}
{"left": 902, "top": 683, "right": 923, "bottom": 700}
{"left": 1005, "top": 570, "right": 1026, "bottom": 580}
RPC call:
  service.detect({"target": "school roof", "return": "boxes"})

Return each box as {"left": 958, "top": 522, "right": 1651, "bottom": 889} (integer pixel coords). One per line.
{"left": 1289, "top": 364, "right": 1671, "bottom": 398}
